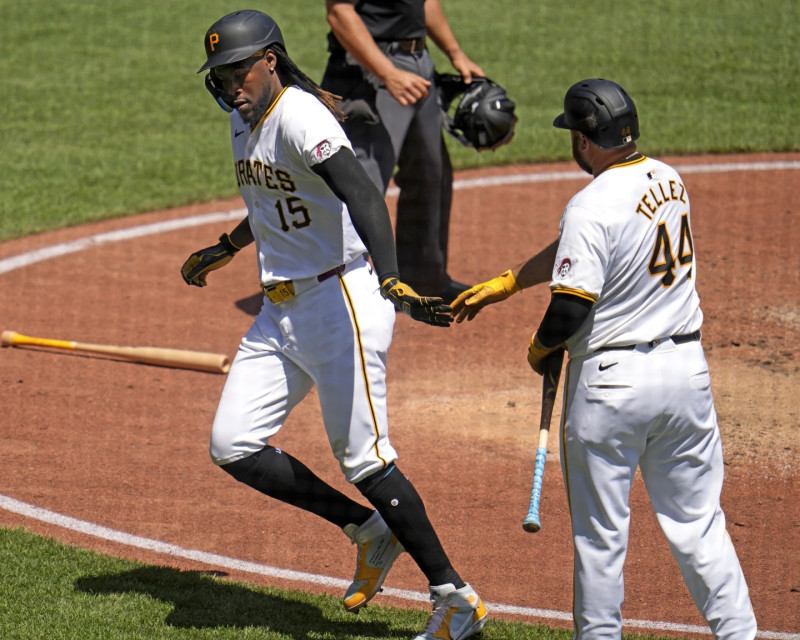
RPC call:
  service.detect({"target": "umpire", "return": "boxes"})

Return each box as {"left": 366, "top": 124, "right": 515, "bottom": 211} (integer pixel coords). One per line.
{"left": 320, "top": 0, "right": 484, "bottom": 303}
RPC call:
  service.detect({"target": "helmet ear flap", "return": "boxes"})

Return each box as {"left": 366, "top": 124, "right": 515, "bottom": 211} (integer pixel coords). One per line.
{"left": 205, "top": 73, "right": 234, "bottom": 112}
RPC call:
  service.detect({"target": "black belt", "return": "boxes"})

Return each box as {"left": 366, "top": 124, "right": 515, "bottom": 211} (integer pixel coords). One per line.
{"left": 377, "top": 38, "right": 426, "bottom": 54}
{"left": 317, "top": 264, "right": 346, "bottom": 282}
{"left": 595, "top": 330, "right": 701, "bottom": 352}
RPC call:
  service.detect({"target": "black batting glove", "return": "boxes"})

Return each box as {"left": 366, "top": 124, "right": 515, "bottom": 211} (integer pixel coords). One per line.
{"left": 379, "top": 277, "right": 454, "bottom": 327}
{"left": 181, "top": 233, "right": 240, "bottom": 287}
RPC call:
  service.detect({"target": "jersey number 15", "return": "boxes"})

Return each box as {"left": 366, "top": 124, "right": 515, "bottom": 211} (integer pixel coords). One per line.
{"left": 275, "top": 196, "right": 311, "bottom": 232}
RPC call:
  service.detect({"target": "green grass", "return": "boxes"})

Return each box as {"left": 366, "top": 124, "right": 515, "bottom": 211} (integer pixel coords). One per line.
{"left": 0, "top": 526, "right": 682, "bottom": 640}
{"left": 1, "top": 0, "right": 798, "bottom": 240}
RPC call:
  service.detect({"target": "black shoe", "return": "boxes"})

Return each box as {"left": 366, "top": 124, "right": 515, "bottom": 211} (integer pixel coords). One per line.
{"left": 438, "top": 280, "right": 469, "bottom": 304}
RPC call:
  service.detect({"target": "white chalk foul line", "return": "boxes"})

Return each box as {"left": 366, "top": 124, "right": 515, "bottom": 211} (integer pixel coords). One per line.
{"left": 0, "top": 209, "right": 247, "bottom": 275}
{"left": 1, "top": 494, "right": 797, "bottom": 640}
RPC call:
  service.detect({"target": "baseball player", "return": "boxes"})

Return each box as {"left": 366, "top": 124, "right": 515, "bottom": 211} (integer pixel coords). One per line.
{"left": 319, "top": 0, "right": 485, "bottom": 303}
{"left": 180, "top": 11, "right": 487, "bottom": 640}
{"left": 451, "top": 79, "right": 757, "bottom": 639}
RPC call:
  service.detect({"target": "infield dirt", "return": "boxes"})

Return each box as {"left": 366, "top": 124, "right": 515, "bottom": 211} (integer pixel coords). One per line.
{"left": 1, "top": 153, "right": 798, "bottom": 634}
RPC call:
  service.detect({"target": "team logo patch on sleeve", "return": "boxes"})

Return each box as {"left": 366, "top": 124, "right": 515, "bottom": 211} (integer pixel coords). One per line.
{"left": 556, "top": 257, "right": 573, "bottom": 280}
{"left": 312, "top": 140, "right": 333, "bottom": 162}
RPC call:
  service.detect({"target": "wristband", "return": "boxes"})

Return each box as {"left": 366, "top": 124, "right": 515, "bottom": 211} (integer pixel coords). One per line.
{"left": 528, "top": 332, "right": 556, "bottom": 359}
{"left": 218, "top": 233, "right": 241, "bottom": 254}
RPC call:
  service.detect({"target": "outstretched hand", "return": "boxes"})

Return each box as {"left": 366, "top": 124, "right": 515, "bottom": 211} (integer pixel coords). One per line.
{"left": 451, "top": 270, "right": 521, "bottom": 322}
{"left": 180, "top": 233, "right": 240, "bottom": 287}
{"left": 380, "top": 277, "right": 453, "bottom": 327}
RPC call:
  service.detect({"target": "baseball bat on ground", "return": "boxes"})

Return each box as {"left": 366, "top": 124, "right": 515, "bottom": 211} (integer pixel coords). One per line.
{"left": 522, "top": 348, "right": 565, "bottom": 533}
{"left": 1, "top": 330, "right": 230, "bottom": 374}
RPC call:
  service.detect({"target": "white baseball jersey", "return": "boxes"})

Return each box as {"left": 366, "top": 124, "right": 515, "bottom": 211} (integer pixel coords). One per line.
{"left": 550, "top": 155, "right": 703, "bottom": 357}
{"left": 210, "top": 85, "right": 399, "bottom": 484}
{"left": 230, "top": 86, "right": 368, "bottom": 285}
{"left": 554, "top": 154, "right": 756, "bottom": 638}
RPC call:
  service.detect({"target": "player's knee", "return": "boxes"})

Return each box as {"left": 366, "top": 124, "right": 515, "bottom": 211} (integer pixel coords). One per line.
{"left": 355, "top": 462, "right": 397, "bottom": 496}
{"left": 340, "top": 453, "right": 396, "bottom": 485}
{"left": 218, "top": 452, "right": 256, "bottom": 484}
{"left": 218, "top": 446, "right": 278, "bottom": 486}
{"left": 209, "top": 427, "right": 265, "bottom": 466}
{"left": 208, "top": 430, "right": 237, "bottom": 465}
{"left": 355, "top": 462, "right": 431, "bottom": 539}
{"left": 356, "top": 463, "right": 424, "bottom": 509}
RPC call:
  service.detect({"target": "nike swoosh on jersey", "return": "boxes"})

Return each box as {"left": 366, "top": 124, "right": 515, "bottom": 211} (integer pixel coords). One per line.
{"left": 599, "top": 362, "right": 618, "bottom": 371}
{"left": 235, "top": 130, "right": 245, "bottom": 137}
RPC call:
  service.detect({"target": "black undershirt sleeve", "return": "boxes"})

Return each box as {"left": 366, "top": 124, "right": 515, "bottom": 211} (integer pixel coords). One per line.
{"left": 537, "top": 292, "right": 594, "bottom": 347}
{"left": 312, "top": 147, "right": 400, "bottom": 281}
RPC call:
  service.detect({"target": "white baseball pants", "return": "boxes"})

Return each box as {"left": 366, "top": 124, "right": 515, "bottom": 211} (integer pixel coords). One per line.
{"left": 561, "top": 338, "right": 757, "bottom": 640}
{"left": 210, "top": 256, "right": 398, "bottom": 484}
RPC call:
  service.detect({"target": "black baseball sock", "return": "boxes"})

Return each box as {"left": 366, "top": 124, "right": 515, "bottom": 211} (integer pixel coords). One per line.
{"left": 356, "top": 463, "right": 464, "bottom": 589}
{"left": 221, "top": 446, "right": 373, "bottom": 529}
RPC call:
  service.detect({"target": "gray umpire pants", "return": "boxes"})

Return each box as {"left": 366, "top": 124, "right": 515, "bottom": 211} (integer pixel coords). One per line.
{"left": 321, "top": 45, "right": 454, "bottom": 294}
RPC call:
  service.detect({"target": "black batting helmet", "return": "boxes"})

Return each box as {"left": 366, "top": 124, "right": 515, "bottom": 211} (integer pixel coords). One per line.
{"left": 437, "top": 74, "right": 517, "bottom": 150}
{"left": 553, "top": 79, "right": 639, "bottom": 149}
{"left": 199, "top": 10, "right": 285, "bottom": 72}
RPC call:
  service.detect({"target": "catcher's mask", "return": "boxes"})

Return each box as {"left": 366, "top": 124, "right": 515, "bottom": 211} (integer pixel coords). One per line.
{"left": 553, "top": 79, "right": 639, "bottom": 149}
{"left": 199, "top": 10, "right": 285, "bottom": 112}
{"left": 437, "top": 74, "right": 517, "bottom": 150}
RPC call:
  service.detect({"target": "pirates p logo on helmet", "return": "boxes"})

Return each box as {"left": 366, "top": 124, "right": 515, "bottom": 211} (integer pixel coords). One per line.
{"left": 199, "top": 9, "right": 285, "bottom": 73}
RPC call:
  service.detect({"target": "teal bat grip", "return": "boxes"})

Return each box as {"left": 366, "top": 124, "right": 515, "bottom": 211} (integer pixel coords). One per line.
{"left": 523, "top": 446, "right": 547, "bottom": 532}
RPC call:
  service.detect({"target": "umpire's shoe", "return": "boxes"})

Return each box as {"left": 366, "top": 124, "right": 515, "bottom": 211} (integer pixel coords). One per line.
{"left": 343, "top": 511, "right": 404, "bottom": 612}
{"left": 414, "top": 583, "right": 488, "bottom": 640}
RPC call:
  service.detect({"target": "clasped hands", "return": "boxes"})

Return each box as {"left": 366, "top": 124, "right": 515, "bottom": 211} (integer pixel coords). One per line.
{"left": 379, "top": 277, "right": 453, "bottom": 327}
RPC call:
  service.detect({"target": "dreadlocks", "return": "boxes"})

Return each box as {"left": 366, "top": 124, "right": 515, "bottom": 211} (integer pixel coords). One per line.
{"left": 273, "top": 46, "right": 345, "bottom": 122}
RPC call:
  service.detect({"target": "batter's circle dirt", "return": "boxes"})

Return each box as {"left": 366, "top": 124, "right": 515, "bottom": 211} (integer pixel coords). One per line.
{"left": 1, "top": 153, "right": 798, "bottom": 635}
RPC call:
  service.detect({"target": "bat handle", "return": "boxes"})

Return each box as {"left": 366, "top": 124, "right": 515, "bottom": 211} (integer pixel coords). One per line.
{"left": 522, "top": 446, "right": 547, "bottom": 532}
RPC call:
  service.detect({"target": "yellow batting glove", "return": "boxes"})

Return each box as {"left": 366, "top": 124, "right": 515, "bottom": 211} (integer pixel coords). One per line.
{"left": 527, "top": 332, "right": 558, "bottom": 375}
{"left": 180, "top": 233, "right": 240, "bottom": 287}
{"left": 379, "top": 277, "right": 453, "bottom": 327}
{"left": 452, "top": 270, "right": 521, "bottom": 323}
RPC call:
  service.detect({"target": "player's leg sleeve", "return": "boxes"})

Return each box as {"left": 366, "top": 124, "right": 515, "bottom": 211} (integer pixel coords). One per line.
{"left": 221, "top": 445, "right": 373, "bottom": 528}
{"left": 356, "top": 463, "right": 462, "bottom": 589}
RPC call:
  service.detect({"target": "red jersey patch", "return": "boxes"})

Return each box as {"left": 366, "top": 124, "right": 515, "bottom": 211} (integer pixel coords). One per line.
{"left": 312, "top": 140, "right": 333, "bottom": 162}
{"left": 556, "top": 258, "right": 572, "bottom": 279}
